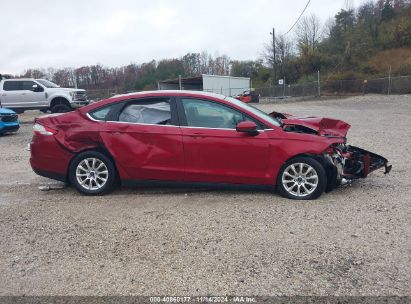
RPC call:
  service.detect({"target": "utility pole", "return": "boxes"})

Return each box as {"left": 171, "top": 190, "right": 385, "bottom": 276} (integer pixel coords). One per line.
{"left": 73, "top": 69, "right": 78, "bottom": 89}
{"left": 270, "top": 28, "right": 276, "bottom": 93}
{"left": 317, "top": 70, "right": 321, "bottom": 97}
{"left": 388, "top": 65, "right": 392, "bottom": 95}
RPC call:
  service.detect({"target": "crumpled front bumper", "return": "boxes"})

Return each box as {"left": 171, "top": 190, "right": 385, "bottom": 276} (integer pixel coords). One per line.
{"left": 324, "top": 144, "right": 391, "bottom": 190}
{"left": 345, "top": 146, "right": 392, "bottom": 177}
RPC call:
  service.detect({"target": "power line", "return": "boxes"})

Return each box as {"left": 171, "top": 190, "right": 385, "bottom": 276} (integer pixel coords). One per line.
{"left": 282, "top": 0, "right": 311, "bottom": 36}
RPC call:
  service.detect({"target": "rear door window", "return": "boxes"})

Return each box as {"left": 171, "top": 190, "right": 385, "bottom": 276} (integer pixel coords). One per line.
{"left": 118, "top": 98, "right": 174, "bottom": 125}
{"left": 88, "top": 97, "right": 178, "bottom": 125}
{"left": 3, "top": 81, "right": 22, "bottom": 91}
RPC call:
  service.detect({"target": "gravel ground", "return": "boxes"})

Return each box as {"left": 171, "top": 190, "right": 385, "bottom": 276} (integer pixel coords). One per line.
{"left": 0, "top": 95, "right": 410, "bottom": 296}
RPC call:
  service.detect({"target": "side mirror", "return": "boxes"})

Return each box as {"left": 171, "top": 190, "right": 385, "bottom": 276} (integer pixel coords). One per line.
{"left": 236, "top": 121, "right": 259, "bottom": 136}
{"left": 32, "top": 84, "right": 43, "bottom": 92}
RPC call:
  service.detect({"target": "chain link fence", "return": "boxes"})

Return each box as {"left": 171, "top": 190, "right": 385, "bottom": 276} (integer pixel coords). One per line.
{"left": 86, "top": 89, "right": 118, "bottom": 101}
{"left": 203, "top": 88, "right": 249, "bottom": 96}
{"left": 255, "top": 75, "right": 411, "bottom": 98}
{"left": 85, "top": 75, "right": 411, "bottom": 101}
{"left": 255, "top": 82, "right": 319, "bottom": 98}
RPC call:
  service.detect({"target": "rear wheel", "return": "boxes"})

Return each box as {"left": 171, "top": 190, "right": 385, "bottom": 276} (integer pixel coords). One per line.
{"left": 276, "top": 156, "right": 327, "bottom": 200}
{"left": 69, "top": 151, "right": 116, "bottom": 195}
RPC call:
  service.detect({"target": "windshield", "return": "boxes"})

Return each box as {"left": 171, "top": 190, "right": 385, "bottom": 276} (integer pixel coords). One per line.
{"left": 225, "top": 97, "right": 281, "bottom": 127}
{"left": 36, "top": 79, "right": 60, "bottom": 88}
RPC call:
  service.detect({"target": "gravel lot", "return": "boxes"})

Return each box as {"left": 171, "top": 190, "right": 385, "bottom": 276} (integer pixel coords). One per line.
{"left": 0, "top": 95, "right": 410, "bottom": 296}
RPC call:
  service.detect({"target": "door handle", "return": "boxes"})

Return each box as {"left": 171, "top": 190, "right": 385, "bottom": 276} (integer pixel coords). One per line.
{"left": 191, "top": 133, "right": 206, "bottom": 138}
{"left": 21, "top": 93, "right": 26, "bottom": 95}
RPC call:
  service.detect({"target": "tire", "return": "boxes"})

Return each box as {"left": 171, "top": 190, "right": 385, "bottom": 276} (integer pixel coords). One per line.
{"left": 69, "top": 151, "right": 117, "bottom": 195}
{"left": 51, "top": 99, "right": 71, "bottom": 113}
{"left": 276, "top": 156, "right": 327, "bottom": 200}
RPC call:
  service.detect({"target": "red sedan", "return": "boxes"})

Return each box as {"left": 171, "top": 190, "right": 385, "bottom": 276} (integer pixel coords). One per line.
{"left": 29, "top": 91, "right": 391, "bottom": 200}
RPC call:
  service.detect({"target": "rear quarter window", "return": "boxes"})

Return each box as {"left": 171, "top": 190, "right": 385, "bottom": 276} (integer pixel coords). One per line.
{"left": 89, "top": 104, "right": 118, "bottom": 121}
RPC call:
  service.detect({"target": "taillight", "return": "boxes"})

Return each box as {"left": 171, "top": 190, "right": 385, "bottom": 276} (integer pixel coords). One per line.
{"left": 33, "top": 123, "right": 58, "bottom": 136}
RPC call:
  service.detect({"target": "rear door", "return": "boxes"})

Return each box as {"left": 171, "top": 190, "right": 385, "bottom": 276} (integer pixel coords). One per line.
{"left": 177, "top": 97, "right": 270, "bottom": 185}
{"left": 89, "top": 97, "right": 185, "bottom": 181}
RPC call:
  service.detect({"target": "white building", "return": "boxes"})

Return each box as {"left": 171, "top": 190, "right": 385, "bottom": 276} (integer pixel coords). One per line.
{"left": 158, "top": 74, "right": 250, "bottom": 97}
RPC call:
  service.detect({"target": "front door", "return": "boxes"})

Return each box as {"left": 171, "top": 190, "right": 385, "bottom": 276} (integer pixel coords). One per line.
{"left": 20, "top": 80, "right": 46, "bottom": 107}
{"left": 178, "top": 98, "right": 270, "bottom": 185}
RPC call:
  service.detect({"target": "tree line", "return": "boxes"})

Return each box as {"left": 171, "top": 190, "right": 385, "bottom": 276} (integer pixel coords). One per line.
{"left": 21, "top": 53, "right": 231, "bottom": 91}
{"left": 15, "top": 0, "right": 411, "bottom": 91}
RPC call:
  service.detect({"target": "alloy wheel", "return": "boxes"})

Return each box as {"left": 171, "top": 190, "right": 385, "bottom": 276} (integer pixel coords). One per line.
{"left": 281, "top": 162, "right": 319, "bottom": 197}
{"left": 76, "top": 158, "right": 109, "bottom": 191}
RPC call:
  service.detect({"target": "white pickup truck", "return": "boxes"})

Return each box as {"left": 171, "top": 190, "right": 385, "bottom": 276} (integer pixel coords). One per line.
{"left": 0, "top": 78, "right": 89, "bottom": 113}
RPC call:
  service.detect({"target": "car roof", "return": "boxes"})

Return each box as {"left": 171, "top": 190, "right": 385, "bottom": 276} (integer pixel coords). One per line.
{"left": 111, "top": 90, "right": 227, "bottom": 100}
{"left": 2, "top": 78, "right": 35, "bottom": 81}
{"left": 80, "top": 89, "right": 279, "bottom": 128}
{"left": 81, "top": 90, "right": 231, "bottom": 114}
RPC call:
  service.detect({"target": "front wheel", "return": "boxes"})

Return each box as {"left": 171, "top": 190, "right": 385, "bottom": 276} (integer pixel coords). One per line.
{"left": 276, "top": 157, "right": 327, "bottom": 200}
{"left": 51, "top": 100, "right": 71, "bottom": 113}
{"left": 69, "top": 151, "right": 117, "bottom": 195}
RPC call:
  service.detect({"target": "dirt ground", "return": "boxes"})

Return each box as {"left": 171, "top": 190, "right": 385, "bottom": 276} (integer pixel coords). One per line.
{"left": 0, "top": 95, "right": 410, "bottom": 296}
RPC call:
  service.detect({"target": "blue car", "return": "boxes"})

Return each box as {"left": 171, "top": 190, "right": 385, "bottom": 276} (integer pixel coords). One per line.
{"left": 0, "top": 107, "right": 20, "bottom": 135}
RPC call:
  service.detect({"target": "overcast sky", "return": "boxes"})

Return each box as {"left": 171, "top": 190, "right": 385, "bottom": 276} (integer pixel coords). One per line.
{"left": 1, "top": 0, "right": 367, "bottom": 74}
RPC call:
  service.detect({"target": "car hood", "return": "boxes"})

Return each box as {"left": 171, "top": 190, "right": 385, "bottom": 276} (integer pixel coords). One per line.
{"left": 269, "top": 111, "right": 351, "bottom": 137}
{"left": 0, "top": 108, "right": 17, "bottom": 115}
{"left": 46, "top": 88, "right": 86, "bottom": 93}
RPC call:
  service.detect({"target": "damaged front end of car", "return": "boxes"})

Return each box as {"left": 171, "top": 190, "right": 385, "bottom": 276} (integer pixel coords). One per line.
{"left": 323, "top": 144, "right": 392, "bottom": 191}
{"left": 269, "top": 110, "right": 392, "bottom": 191}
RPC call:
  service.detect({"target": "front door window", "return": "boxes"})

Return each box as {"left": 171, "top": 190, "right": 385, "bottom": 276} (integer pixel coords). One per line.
{"left": 181, "top": 98, "right": 249, "bottom": 129}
